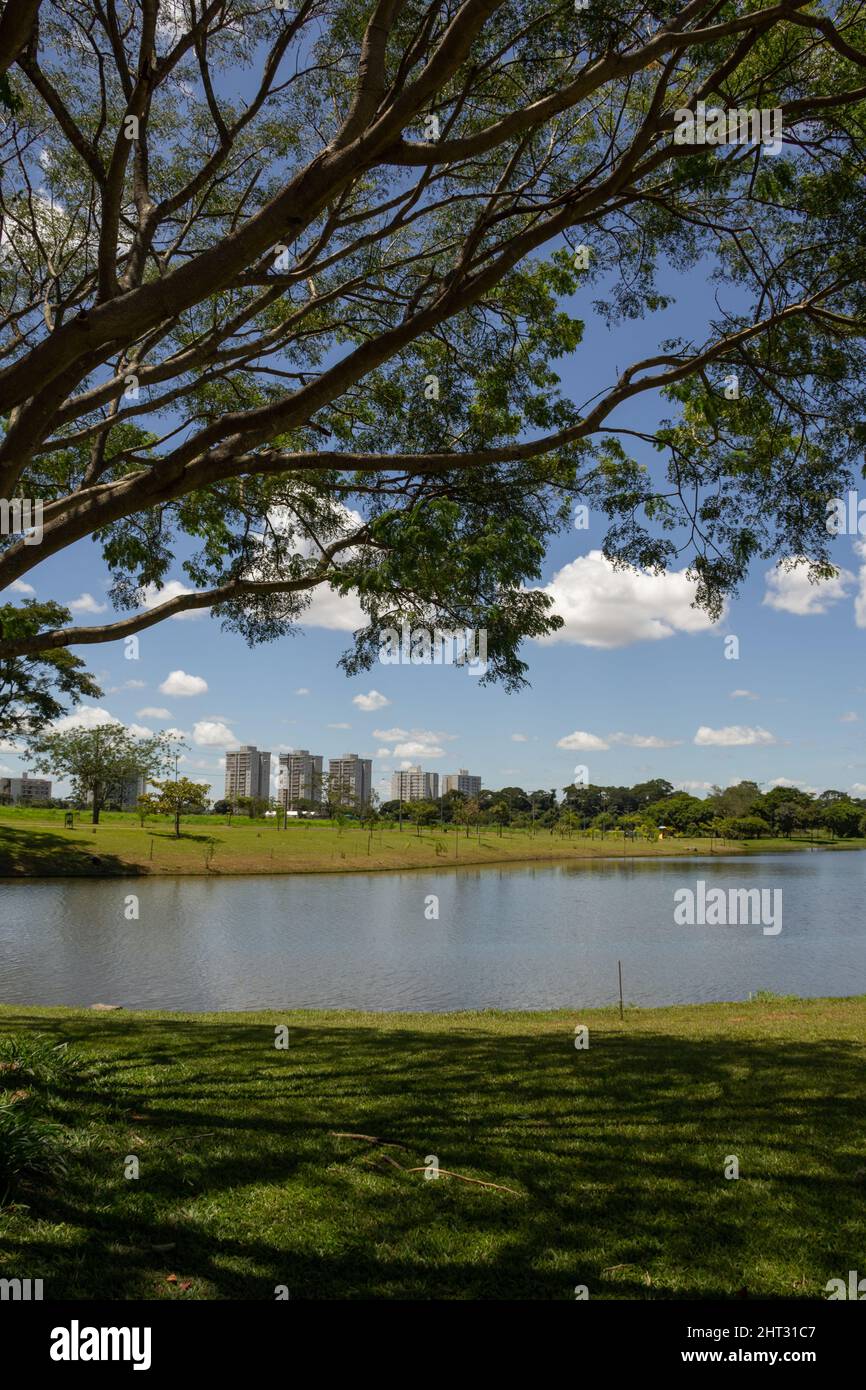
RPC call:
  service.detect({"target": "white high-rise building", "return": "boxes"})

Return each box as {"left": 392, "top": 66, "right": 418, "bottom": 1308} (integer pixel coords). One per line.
{"left": 443, "top": 769, "right": 481, "bottom": 798}
{"left": 225, "top": 745, "right": 272, "bottom": 802}
{"left": 0, "top": 772, "right": 52, "bottom": 804}
{"left": 328, "top": 753, "right": 372, "bottom": 808}
{"left": 277, "top": 750, "right": 323, "bottom": 808}
{"left": 390, "top": 766, "right": 439, "bottom": 801}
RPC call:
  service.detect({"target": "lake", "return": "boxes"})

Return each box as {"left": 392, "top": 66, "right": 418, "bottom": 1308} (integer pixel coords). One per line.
{"left": 0, "top": 853, "right": 863, "bottom": 1012}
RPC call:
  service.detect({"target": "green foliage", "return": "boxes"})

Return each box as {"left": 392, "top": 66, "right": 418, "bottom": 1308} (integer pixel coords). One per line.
{"left": 26, "top": 724, "right": 179, "bottom": 823}
{"left": 0, "top": 601, "right": 102, "bottom": 738}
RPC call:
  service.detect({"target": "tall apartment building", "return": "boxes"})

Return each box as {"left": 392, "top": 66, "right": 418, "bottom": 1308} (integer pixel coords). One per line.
{"left": 443, "top": 769, "right": 482, "bottom": 798}
{"left": 225, "top": 745, "right": 272, "bottom": 802}
{"left": 277, "top": 749, "right": 323, "bottom": 808}
{"left": 390, "top": 765, "right": 439, "bottom": 802}
{"left": 328, "top": 753, "right": 372, "bottom": 808}
{"left": 119, "top": 774, "right": 147, "bottom": 810}
{"left": 0, "top": 772, "right": 52, "bottom": 804}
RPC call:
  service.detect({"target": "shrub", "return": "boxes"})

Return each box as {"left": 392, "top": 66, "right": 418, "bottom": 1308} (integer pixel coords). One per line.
{"left": 0, "top": 1034, "right": 85, "bottom": 1089}
{"left": 0, "top": 1095, "right": 67, "bottom": 1199}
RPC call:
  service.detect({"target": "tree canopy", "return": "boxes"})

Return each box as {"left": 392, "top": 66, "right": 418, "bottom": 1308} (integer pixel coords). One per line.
{"left": 2, "top": 0, "right": 866, "bottom": 720}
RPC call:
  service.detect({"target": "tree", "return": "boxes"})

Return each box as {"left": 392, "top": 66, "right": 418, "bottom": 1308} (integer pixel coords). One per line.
{"left": 0, "top": 600, "right": 103, "bottom": 737}
{"left": 408, "top": 800, "right": 438, "bottom": 836}
{"left": 136, "top": 792, "right": 159, "bottom": 827}
{"left": 2, "top": 2, "right": 866, "bottom": 712}
{"left": 821, "top": 799, "right": 861, "bottom": 840}
{"left": 720, "top": 815, "right": 770, "bottom": 840}
{"left": 26, "top": 724, "right": 176, "bottom": 823}
{"left": 152, "top": 778, "right": 210, "bottom": 838}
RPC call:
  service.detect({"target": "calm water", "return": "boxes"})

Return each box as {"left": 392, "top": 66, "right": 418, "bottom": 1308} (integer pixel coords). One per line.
{"left": 0, "top": 853, "right": 863, "bottom": 1011}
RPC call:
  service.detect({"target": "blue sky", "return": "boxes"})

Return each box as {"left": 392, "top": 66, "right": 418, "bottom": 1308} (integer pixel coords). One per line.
{"left": 5, "top": 262, "right": 865, "bottom": 804}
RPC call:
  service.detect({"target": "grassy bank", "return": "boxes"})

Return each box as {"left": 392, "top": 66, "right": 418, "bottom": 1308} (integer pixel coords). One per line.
{"left": 1, "top": 998, "right": 864, "bottom": 1299}
{"left": 1, "top": 808, "right": 861, "bottom": 877}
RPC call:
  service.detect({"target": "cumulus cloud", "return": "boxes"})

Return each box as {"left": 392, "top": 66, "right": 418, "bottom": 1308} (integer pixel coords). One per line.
{"left": 511, "top": 733, "right": 528, "bottom": 742}
{"left": 373, "top": 725, "right": 456, "bottom": 760}
{"left": 353, "top": 690, "right": 390, "bottom": 711}
{"left": 9, "top": 579, "right": 34, "bottom": 594}
{"left": 840, "top": 711, "right": 860, "bottom": 723}
{"left": 192, "top": 720, "right": 235, "bottom": 747}
{"left": 294, "top": 688, "right": 310, "bottom": 696}
{"left": 52, "top": 705, "right": 121, "bottom": 731}
{"left": 730, "top": 689, "right": 758, "bottom": 700}
{"left": 68, "top": 592, "right": 108, "bottom": 614}
{"left": 106, "top": 679, "right": 146, "bottom": 694}
{"left": 537, "top": 549, "right": 722, "bottom": 648}
{"left": 694, "top": 725, "right": 777, "bottom": 747}
{"left": 139, "top": 579, "right": 204, "bottom": 620}
{"left": 137, "top": 707, "right": 172, "bottom": 719}
{"left": 126, "top": 722, "right": 153, "bottom": 739}
{"left": 608, "top": 732, "right": 683, "bottom": 749}
{"left": 763, "top": 558, "right": 854, "bottom": 615}
{"left": 328, "top": 722, "right": 351, "bottom": 729}
{"left": 159, "top": 670, "right": 208, "bottom": 697}
{"left": 556, "top": 731, "right": 610, "bottom": 751}
{"left": 393, "top": 740, "right": 446, "bottom": 758}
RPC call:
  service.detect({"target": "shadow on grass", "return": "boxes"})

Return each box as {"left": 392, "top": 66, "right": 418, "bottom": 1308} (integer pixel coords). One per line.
{"left": 1, "top": 1012, "right": 864, "bottom": 1299}
{"left": 0, "top": 825, "right": 137, "bottom": 877}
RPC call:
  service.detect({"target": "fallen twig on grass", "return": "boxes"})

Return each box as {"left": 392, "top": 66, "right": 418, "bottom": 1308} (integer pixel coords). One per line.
{"left": 331, "top": 1133, "right": 522, "bottom": 1196}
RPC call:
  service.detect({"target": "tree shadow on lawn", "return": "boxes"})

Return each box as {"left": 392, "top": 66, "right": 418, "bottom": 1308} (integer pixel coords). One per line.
{"left": 0, "top": 824, "right": 136, "bottom": 877}
{"left": 2, "top": 1013, "right": 865, "bottom": 1300}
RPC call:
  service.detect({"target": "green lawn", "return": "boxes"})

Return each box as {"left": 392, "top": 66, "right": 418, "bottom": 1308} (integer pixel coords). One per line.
{"left": 1, "top": 998, "right": 864, "bottom": 1299}
{"left": 1, "top": 807, "right": 860, "bottom": 877}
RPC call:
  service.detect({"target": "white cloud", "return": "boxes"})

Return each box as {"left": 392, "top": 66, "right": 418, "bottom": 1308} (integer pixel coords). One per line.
{"left": 139, "top": 579, "right": 204, "bottom": 620}
{"left": 52, "top": 705, "right": 122, "bottom": 731}
{"left": 608, "top": 732, "right": 682, "bottom": 749}
{"left": 137, "top": 707, "right": 172, "bottom": 719}
{"left": 9, "top": 579, "right": 34, "bottom": 594}
{"left": 328, "top": 722, "right": 351, "bottom": 729}
{"left": 556, "top": 731, "right": 610, "bottom": 751}
{"left": 730, "top": 689, "right": 758, "bottom": 700}
{"left": 537, "top": 549, "right": 722, "bottom": 648}
{"left": 840, "top": 711, "right": 860, "bottom": 724}
{"left": 763, "top": 558, "right": 853, "bottom": 616}
{"left": 159, "top": 670, "right": 208, "bottom": 697}
{"left": 106, "top": 679, "right": 146, "bottom": 694}
{"left": 294, "top": 688, "right": 310, "bottom": 696}
{"left": 694, "top": 725, "right": 777, "bottom": 747}
{"left": 373, "top": 728, "right": 456, "bottom": 764}
{"left": 511, "top": 733, "right": 528, "bottom": 742}
{"left": 767, "top": 777, "right": 815, "bottom": 791}
{"left": 126, "top": 723, "right": 153, "bottom": 739}
{"left": 192, "top": 720, "right": 235, "bottom": 747}
{"left": 353, "top": 690, "right": 390, "bottom": 712}
{"left": 68, "top": 592, "right": 108, "bottom": 614}
{"left": 375, "top": 747, "right": 392, "bottom": 758}
{"left": 849, "top": 783, "right": 866, "bottom": 795}
{"left": 676, "top": 780, "right": 714, "bottom": 794}
{"left": 393, "top": 740, "right": 446, "bottom": 758}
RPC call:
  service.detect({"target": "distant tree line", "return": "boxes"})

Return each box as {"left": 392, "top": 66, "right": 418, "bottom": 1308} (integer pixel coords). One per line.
{"left": 380, "top": 779, "right": 866, "bottom": 840}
